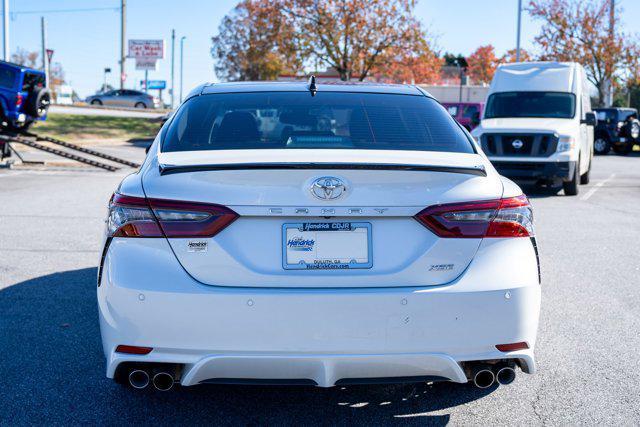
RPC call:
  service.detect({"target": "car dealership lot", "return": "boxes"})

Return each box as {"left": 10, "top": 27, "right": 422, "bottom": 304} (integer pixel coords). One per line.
{"left": 1, "top": 150, "right": 639, "bottom": 425}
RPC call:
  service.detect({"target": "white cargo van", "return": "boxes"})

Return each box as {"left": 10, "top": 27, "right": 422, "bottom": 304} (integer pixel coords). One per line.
{"left": 471, "top": 62, "right": 596, "bottom": 195}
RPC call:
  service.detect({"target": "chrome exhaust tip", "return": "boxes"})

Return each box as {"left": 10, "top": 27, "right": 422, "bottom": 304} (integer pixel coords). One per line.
{"left": 128, "top": 369, "right": 150, "bottom": 389}
{"left": 473, "top": 368, "right": 495, "bottom": 389}
{"left": 496, "top": 366, "right": 516, "bottom": 385}
{"left": 152, "top": 372, "right": 175, "bottom": 391}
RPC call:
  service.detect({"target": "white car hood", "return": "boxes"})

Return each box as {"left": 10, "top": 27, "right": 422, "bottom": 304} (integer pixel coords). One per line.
{"left": 474, "top": 117, "right": 576, "bottom": 135}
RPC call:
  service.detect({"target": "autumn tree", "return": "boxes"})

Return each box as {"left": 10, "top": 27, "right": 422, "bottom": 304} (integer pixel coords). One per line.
{"left": 527, "top": 0, "right": 634, "bottom": 106}
{"left": 500, "top": 48, "right": 532, "bottom": 63}
{"left": 211, "top": 0, "right": 302, "bottom": 81}
{"left": 11, "top": 48, "right": 65, "bottom": 89}
{"left": 371, "top": 35, "right": 442, "bottom": 84}
{"left": 467, "top": 45, "right": 498, "bottom": 85}
{"left": 281, "top": 0, "right": 426, "bottom": 81}
{"left": 11, "top": 47, "right": 39, "bottom": 68}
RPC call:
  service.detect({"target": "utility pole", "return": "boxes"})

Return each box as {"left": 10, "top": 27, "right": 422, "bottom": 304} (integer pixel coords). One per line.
{"left": 171, "top": 29, "right": 175, "bottom": 108}
{"left": 516, "top": 0, "right": 522, "bottom": 62}
{"left": 120, "top": 0, "right": 126, "bottom": 89}
{"left": 2, "top": 0, "right": 8, "bottom": 61}
{"left": 180, "top": 36, "right": 186, "bottom": 103}
{"left": 605, "top": 0, "right": 615, "bottom": 106}
{"left": 41, "top": 17, "right": 49, "bottom": 87}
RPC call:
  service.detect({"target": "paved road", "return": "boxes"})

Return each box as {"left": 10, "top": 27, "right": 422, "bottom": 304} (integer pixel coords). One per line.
{"left": 50, "top": 104, "right": 166, "bottom": 119}
{"left": 1, "top": 150, "right": 639, "bottom": 425}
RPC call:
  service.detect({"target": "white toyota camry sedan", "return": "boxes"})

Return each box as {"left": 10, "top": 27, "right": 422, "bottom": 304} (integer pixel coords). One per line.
{"left": 98, "top": 81, "right": 541, "bottom": 391}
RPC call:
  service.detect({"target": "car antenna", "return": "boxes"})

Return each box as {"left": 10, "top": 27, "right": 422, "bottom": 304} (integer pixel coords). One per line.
{"left": 308, "top": 75, "right": 317, "bottom": 97}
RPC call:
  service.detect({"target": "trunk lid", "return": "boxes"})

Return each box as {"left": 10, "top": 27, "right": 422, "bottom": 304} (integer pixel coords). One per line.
{"left": 143, "top": 149, "right": 503, "bottom": 288}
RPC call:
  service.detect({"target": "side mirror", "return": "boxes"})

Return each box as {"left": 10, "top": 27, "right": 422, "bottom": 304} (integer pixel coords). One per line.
{"left": 582, "top": 112, "right": 597, "bottom": 127}
{"left": 471, "top": 111, "right": 481, "bottom": 127}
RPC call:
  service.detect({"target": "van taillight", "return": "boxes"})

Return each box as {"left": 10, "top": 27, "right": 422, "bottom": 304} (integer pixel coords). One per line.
{"left": 16, "top": 94, "right": 23, "bottom": 107}
{"left": 415, "top": 195, "right": 534, "bottom": 238}
{"left": 107, "top": 193, "right": 238, "bottom": 238}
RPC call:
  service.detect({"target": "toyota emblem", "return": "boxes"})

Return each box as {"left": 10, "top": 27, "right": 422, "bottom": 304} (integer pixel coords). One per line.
{"left": 310, "top": 177, "right": 346, "bottom": 200}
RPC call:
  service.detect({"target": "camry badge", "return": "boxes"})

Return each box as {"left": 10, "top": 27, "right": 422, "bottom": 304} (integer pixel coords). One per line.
{"left": 310, "top": 177, "right": 346, "bottom": 200}
{"left": 512, "top": 139, "right": 524, "bottom": 150}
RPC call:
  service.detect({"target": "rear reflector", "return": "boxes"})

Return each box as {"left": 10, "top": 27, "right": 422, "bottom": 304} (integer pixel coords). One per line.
{"left": 415, "top": 195, "right": 534, "bottom": 238}
{"left": 115, "top": 345, "right": 153, "bottom": 355}
{"left": 496, "top": 342, "right": 529, "bottom": 352}
{"left": 107, "top": 193, "right": 238, "bottom": 238}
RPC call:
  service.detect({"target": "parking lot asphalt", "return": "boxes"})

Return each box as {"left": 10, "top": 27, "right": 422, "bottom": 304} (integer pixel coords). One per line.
{"left": 1, "top": 149, "right": 639, "bottom": 425}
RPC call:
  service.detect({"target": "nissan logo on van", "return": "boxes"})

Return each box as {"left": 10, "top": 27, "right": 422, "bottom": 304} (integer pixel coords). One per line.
{"left": 512, "top": 139, "right": 524, "bottom": 150}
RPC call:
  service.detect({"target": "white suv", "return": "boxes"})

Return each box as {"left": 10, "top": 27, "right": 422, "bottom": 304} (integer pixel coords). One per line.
{"left": 98, "top": 81, "right": 541, "bottom": 391}
{"left": 472, "top": 62, "right": 596, "bottom": 196}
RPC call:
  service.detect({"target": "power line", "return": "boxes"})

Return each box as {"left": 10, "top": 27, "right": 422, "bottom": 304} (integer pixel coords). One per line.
{"left": 11, "top": 6, "right": 119, "bottom": 16}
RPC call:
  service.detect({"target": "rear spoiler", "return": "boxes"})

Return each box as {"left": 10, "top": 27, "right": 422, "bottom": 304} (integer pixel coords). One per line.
{"left": 159, "top": 162, "right": 487, "bottom": 177}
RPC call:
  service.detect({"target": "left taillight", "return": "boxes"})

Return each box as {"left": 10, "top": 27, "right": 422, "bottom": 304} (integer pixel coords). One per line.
{"left": 414, "top": 195, "right": 534, "bottom": 238}
{"left": 107, "top": 193, "right": 238, "bottom": 238}
{"left": 15, "top": 93, "right": 23, "bottom": 107}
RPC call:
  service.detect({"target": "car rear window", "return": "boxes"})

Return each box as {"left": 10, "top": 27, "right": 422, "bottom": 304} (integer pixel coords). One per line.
{"left": 162, "top": 92, "right": 474, "bottom": 153}
{"left": 22, "top": 72, "right": 45, "bottom": 92}
{"left": 595, "top": 110, "right": 616, "bottom": 122}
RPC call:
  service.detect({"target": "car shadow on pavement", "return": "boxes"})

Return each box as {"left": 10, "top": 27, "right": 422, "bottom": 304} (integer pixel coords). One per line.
{"left": 519, "top": 183, "right": 562, "bottom": 199}
{"left": 0, "top": 268, "right": 495, "bottom": 425}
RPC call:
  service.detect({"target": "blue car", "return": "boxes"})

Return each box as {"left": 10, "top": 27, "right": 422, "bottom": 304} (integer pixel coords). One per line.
{"left": 0, "top": 60, "right": 50, "bottom": 132}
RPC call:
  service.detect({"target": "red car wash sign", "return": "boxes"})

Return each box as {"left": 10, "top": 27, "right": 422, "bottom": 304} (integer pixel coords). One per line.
{"left": 127, "top": 40, "right": 164, "bottom": 59}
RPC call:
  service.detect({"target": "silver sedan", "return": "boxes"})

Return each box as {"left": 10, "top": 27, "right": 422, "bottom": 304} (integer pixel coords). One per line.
{"left": 86, "top": 89, "right": 160, "bottom": 109}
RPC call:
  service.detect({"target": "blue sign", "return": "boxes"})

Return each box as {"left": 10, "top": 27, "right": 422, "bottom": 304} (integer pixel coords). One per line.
{"left": 140, "top": 80, "right": 166, "bottom": 90}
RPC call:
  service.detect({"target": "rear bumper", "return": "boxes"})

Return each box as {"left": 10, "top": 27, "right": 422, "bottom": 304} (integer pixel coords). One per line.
{"left": 4, "top": 109, "right": 43, "bottom": 124}
{"left": 491, "top": 160, "right": 575, "bottom": 182}
{"left": 98, "top": 238, "right": 541, "bottom": 387}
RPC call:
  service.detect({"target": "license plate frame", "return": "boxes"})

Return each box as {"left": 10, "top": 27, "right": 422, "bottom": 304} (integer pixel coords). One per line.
{"left": 282, "top": 222, "right": 373, "bottom": 270}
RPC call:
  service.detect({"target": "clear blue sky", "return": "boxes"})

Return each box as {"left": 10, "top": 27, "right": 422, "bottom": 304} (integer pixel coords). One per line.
{"left": 7, "top": 0, "right": 640, "bottom": 100}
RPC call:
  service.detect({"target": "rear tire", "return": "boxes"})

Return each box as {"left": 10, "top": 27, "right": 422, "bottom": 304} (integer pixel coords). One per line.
{"left": 25, "top": 87, "right": 51, "bottom": 118}
{"left": 563, "top": 159, "right": 580, "bottom": 196}
{"left": 593, "top": 136, "right": 610, "bottom": 155}
{"left": 627, "top": 119, "right": 640, "bottom": 140}
{"left": 135, "top": 102, "right": 146, "bottom": 109}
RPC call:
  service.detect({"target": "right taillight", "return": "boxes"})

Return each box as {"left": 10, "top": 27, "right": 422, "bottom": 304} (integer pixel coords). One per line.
{"left": 415, "top": 195, "right": 533, "bottom": 238}
{"left": 107, "top": 193, "right": 238, "bottom": 238}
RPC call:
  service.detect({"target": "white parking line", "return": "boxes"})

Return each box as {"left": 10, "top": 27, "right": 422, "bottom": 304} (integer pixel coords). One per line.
{"left": 581, "top": 173, "right": 615, "bottom": 201}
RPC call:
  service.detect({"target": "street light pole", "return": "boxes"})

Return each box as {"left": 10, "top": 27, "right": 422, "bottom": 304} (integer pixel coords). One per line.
{"left": 2, "top": 0, "right": 8, "bottom": 61}
{"left": 179, "top": 36, "right": 186, "bottom": 103}
{"left": 103, "top": 68, "right": 111, "bottom": 92}
{"left": 516, "top": 0, "right": 522, "bottom": 62}
{"left": 606, "top": 0, "right": 615, "bottom": 106}
{"left": 41, "top": 17, "right": 49, "bottom": 87}
{"left": 171, "top": 29, "right": 175, "bottom": 109}
{"left": 120, "top": 0, "right": 126, "bottom": 89}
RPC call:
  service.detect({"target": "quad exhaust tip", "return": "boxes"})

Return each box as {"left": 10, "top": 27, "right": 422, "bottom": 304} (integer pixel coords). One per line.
{"left": 128, "top": 369, "right": 150, "bottom": 389}
{"left": 473, "top": 368, "right": 495, "bottom": 389}
{"left": 496, "top": 366, "right": 516, "bottom": 385}
{"left": 152, "top": 372, "right": 175, "bottom": 391}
